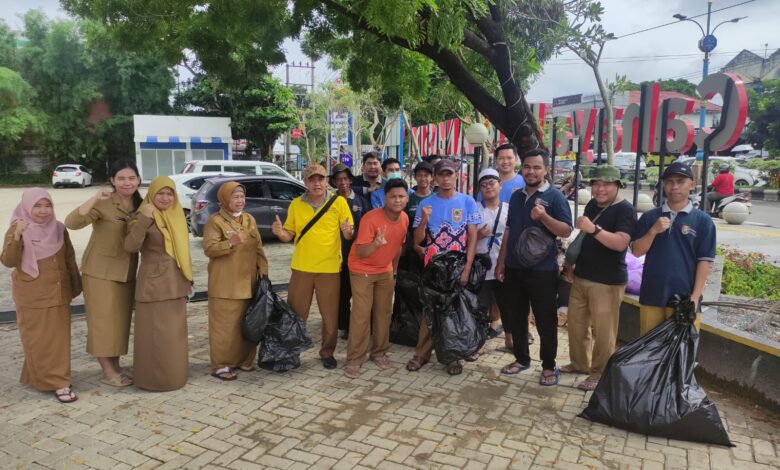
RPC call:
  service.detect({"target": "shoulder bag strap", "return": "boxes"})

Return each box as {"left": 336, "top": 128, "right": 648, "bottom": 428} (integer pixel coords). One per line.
{"left": 296, "top": 195, "right": 338, "bottom": 245}
{"left": 486, "top": 202, "right": 503, "bottom": 253}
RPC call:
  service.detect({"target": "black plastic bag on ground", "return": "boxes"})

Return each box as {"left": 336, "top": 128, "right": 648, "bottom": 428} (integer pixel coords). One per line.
{"left": 420, "top": 252, "right": 489, "bottom": 365}
{"left": 241, "top": 276, "right": 273, "bottom": 344}
{"left": 390, "top": 269, "right": 423, "bottom": 346}
{"left": 579, "top": 296, "right": 733, "bottom": 446}
{"left": 467, "top": 254, "right": 491, "bottom": 293}
{"left": 257, "top": 283, "right": 313, "bottom": 373}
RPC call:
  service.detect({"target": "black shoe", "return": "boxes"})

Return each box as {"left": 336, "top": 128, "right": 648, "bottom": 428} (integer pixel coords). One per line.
{"left": 322, "top": 356, "right": 338, "bottom": 369}
{"left": 528, "top": 332, "right": 535, "bottom": 345}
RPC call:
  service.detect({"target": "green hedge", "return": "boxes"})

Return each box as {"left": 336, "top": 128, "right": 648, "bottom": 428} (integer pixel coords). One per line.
{"left": 718, "top": 247, "right": 780, "bottom": 300}
{"left": 0, "top": 174, "right": 51, "bottom": 186}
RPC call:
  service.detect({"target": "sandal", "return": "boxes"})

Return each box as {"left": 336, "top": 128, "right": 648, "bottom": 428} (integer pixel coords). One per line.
{"left": 211, "top": 367, "right": 238, "bottom": 381}
{"left": 344, "top": 365, "right": 361, "bottom": 379}
{"left": 54, "top": 387, "right": 78, "bottom": 403}
{"left": 238, "top": 365, "right": 256, "bottom": 372}
{"left": 486, "top": 325, "right": 505, "bottom": 339}
{"left": 371, "top": 356, "right": 391, "bottom": 370}
{"left": 539, "top": 368, "right": 560, "bottom": 386}
{"left": 446, "top": 361, "right": 463, "bottom": 376}
{"left": 500, "top": 362, "right": 530, "bottom": 375}
{"left": 100, "top": 374, "right": 132, "bottom": 388}
{"left": 559, "top": 364, "right": 580, "bottom": 374}
{"left": 465, "top": 346, "right": 485, "bottom": 362}
{"left": 577, "top": 378, "right": 599, "bottom": 391}
{"left": 405, "top": 356, "right": 428, "bottom": 372}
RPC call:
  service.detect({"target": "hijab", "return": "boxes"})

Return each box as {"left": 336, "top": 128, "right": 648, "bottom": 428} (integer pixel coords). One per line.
{"left": 217, "top": 182, "right": 250, "bottom": 229}
{"left": 142, "top": 176, "right": 193, "bottom": 282}
{"left": 9, "top": 188, "right": 64, "bottom": 278}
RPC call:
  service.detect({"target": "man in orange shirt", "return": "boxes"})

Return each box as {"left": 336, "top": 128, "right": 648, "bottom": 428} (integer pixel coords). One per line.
{"left": 344, "top": 178, "right": 410, "bottom": 378}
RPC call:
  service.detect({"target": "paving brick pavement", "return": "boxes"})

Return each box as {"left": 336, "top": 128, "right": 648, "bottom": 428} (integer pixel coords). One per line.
{"left": 0, "top": 242, "right": 778, "bottom": 469}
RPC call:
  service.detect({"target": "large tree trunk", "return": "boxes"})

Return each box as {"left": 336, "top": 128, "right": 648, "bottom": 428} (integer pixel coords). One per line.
{"left": 593, "top": 65, "right": 614, "bottom": 165}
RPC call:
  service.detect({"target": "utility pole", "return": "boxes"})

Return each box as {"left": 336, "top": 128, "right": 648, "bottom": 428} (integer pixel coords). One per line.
{"left": 285, "top": 61, "right": 315, "bottom": 173}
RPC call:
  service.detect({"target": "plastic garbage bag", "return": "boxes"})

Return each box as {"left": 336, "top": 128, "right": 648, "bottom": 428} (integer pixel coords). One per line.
{"left": 390, "top": 269, "right": 423, "bottom": 346}
{"left": 580, "top": 295, "right": 733, "bottom": 446}
{"left": 420, "top": 252, "right": 489, "bottom": 365}
{"left": 257, "top": 281, "right": 313, "bottom": 373}
{"left": 241, "top": 276, "right": 273, "bottom": 344}
{"left": 625, "top": 252, "right": 644, "bottom": 295}
{"left": 468, "top": 254, "right": 491, "bottom": 294}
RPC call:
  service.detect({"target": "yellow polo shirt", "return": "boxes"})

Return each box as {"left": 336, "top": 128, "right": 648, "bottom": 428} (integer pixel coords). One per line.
{"left": 284, "top": 193, "right": 353, "bottom": 273}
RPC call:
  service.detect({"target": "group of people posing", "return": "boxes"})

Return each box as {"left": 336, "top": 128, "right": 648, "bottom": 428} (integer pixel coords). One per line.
{"left": 3, "top": 143, "right": 715, "bottom": 403}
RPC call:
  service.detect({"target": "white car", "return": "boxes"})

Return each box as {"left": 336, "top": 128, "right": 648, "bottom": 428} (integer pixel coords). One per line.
{"left": 168, "top": 172, "right": 243, "bottom": 217}
{"left": 52, "top": 164, "right": 93, "bottom": 188}
{"left": 677, "top": 156, "right": 763, "bottom": 187}
{"left": 180, "top": 160, "right": 295, "bottom": 179}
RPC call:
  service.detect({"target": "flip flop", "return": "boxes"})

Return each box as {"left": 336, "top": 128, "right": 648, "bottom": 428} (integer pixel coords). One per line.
{"left": 500, "top": 362, "right": 530, "bottom": 375}
{"left": 238, "top": 366, "right": 256, "bottom": 372}
{"left": 405, "top": 356, "right": 427, "bottom": 372}
{"left": 577, "top": 378, "right": 599, "bottom": 391}
{"left": 100, "top": 374, "right": 132, "bottom": 388}
{"left": 559, "top": 364, "right": 580, "bottom": 374}
{"left": 344, "top": 366, "right": 361, "bottom": 379}
{"left": 539, "top": 368, "right": 560, "bottom": 386}
{"left": 211, "top": 368, "right": 238, "bottom": 381}
{"left": 446, "top": 362, "right": 463, "bottom": 376}
{"left": 54, "top": 387, "right": 78, "bottom": 403}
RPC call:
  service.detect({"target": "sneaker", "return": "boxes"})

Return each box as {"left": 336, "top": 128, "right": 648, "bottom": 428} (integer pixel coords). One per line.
{"left": 322, "top": 356, "right": 338, "bottom": 369}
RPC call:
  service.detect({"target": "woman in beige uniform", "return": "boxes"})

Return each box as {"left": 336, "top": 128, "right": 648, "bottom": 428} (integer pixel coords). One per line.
{"left": 124, "top": 176, "right": 192, "bottom": 391}
{"left": 65, "top": 159, "right": 141, "bottom": 387}
{"left": 204, "top": 181, "right": 269, "bottom": 381}
{"left": 2, "top": 188, "right": 82, "bottom": 402}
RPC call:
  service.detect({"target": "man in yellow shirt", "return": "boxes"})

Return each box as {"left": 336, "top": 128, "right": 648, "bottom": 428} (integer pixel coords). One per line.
{"left": 272, "top": 164, "right": 354, "bottom": 369}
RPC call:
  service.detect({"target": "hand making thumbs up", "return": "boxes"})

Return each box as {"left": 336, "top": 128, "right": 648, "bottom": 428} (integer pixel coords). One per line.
{"left": 271, "top": 215, "right": 284, "bottom": 238}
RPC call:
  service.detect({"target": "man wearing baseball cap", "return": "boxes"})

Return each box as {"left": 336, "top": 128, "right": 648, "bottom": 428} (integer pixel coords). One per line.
{"left": 632, "top": 161, "right": 716, "bottom": 335}
{"left": 272, "top": 164, "right": 355, "bottom": 369}
{"left": 406, "top": 158, "right": 482, "bottom": 376}
{"left": 561, "top": 165, "right": 636, "bottom": 391}
{"left": 330, "top": 164, "right": 370, "bottom": 340}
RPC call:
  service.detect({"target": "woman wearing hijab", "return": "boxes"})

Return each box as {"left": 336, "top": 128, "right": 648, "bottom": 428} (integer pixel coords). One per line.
{"left": 65, "top": 159, "right": 142, "bottom": 387}
{"left": 203, "top": 181, "right": 269, "bottom": 381}
{"left": 2, "top": 188, "right": 82, "bottom": 403}
{"left": 124, "top": 176, "right": 193, "bottom": 391}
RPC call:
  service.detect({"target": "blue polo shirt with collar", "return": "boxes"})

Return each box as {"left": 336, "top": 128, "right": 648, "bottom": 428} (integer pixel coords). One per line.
{"left": 633, "top": 201, "right": 716, "bottom": 307}
{"left": 505, "top": 181, "right": 572, "bottom": 272}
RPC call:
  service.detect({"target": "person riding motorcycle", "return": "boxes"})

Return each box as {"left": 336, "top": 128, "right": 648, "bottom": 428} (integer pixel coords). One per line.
{"left": 706, "top": 163, "right": 735, "bottom": 212}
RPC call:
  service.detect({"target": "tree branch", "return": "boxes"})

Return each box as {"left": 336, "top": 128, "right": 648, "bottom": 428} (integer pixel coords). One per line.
{"left": 462, "top": 29, "right": 495, "bottom": 61}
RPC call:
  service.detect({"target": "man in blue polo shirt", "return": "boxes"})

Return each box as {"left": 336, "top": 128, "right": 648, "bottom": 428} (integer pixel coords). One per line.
{"left": 495, "top": 149, "right": 572, "bottom": 386}
{"left": 478, "top": 143, "right": 525, "bottom": 204}
{"left": 632, "top": 161, "right": 716, "bottom": 334}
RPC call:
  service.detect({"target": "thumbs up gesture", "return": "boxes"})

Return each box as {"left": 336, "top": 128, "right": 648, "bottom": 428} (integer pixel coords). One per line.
{"left": 340, "top": 218, "right": 353, "bottom": 238}
{"left": 271, "top": 215, "right": 284, "bottom": 238}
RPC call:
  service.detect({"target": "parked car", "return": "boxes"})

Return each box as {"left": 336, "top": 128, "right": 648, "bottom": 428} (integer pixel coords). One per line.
{"left": 552, "top": 159, "right": 576, "bottom": 184}
{"left": 612, "top": 152, "right": 647, "bottom": 180}
{"left": 168, "top": 172, "right": 242, "bottom": 215}
{"left": 180, "top": 160, "right": 295, "bottom": 179}
{"left": 190, "top": 175, "right": 306, "bottom": 238}
{"left": 52, "top": 164, "right": 93, "bottom": 188}
{"left": 676, "top": 156, "right": 764, "bottom": 187}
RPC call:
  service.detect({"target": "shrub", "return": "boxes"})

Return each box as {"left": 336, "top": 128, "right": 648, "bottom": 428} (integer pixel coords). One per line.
{"left": 718, "top": 247, "right": 780, "bottom": 300}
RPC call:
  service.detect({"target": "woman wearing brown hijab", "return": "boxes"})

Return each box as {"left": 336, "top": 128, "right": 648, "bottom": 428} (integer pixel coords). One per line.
{"left": 2, "top": 188, "right": 82, "bottom": 403}
{"left": 124, "top": 176, "right": 193, "bottom": 391}
{"left": 204, "top": 181, "right": 269, "bottom": 381}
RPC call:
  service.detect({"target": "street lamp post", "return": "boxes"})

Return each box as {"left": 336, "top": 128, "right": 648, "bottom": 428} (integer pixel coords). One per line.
{"left": 465, "top": 122, "right": 489, "bottom": 197}
{"left": 673, "top": 2, "right": 746, "bottom": 160}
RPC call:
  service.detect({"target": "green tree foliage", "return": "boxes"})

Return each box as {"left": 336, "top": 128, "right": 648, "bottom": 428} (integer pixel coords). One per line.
{"left": 63, "top": 0, "right": 567, "bottom": 153}
{"left": 623, "top": 78, "right": 699, "bottom": 97}
{"left": 746, "top": 79, "right": 780, "bottom": 157}
{"left": 0, "top": 21, "right": 18, "bottom": 69}
{"left": 174, "top": 75, "right": 297, "bottom": 158}
{"left": 0, "top": 67, "right": 43, "bottom": 173}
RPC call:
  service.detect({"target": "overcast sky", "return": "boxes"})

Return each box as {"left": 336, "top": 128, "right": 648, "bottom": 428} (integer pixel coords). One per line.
{"left": 2, "top": 0, "right": 778, "bottom": 102}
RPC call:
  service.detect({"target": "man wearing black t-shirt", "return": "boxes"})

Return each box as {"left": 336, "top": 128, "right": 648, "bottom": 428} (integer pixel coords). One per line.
{"left": 561, "top": 165, "right": 637, "bottom": 391}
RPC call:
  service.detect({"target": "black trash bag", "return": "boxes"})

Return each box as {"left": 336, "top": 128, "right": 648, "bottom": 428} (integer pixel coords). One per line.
{"left": 241, "top": 276, "right": 273, "bottom": 344}
{"left": 421, "top": 251, "right": 464, "bottom": 292}
{"left": 467, "top": 254, "right": 491, "bottom": 293}
{"left": 579, "top": 295, "right": 733, "bottom": 447}
{"left": 257, "top": 284, "right": 313, "bottom": 373}
{"left": 420, "top": 251, "right": 489, "bottom": 365}
{"left": 390, "top": 269, "right": 423, "bottom": 346}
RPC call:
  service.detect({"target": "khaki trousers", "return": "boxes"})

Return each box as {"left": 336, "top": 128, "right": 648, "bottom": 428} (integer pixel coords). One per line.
{"left": 567, "top": 277, "right": 625, "bottom": 379}
{"left": 639, "top": 305, "right": 701, "bottom": 336}
{"left": 346, "top": 271, "right": 395, "bottom": 367}
{"left": 287, "top": 269, "right": 340, "bottom": 358}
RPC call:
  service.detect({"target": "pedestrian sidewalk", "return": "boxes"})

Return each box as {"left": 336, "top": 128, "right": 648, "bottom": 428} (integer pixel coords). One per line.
{"left": 0, "top": 299, "right": 778, "bottom": 470}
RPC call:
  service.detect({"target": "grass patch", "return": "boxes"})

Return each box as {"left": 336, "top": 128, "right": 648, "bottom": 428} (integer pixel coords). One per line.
{"left": 718, "top": 247, "right": 780, "bottom": 300}
{"left": 0, "top": 173, "right": 51, "bottom": 186}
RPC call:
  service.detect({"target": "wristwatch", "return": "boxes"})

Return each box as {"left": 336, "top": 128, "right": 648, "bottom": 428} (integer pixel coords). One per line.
{"left": 592, "top": 224, "right": 603, "bottom": 236}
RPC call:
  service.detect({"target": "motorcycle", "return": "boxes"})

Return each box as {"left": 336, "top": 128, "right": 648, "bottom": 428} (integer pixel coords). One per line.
{"left": 706, "top": 188, "right": 752, "bottom": 220}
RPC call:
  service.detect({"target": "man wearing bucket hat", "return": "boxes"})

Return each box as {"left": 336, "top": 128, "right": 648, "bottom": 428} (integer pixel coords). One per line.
{"left": 330, "top": 163, "right": 370, "bottom": 339}
{"left": 560, "top": 165, "right": 637, "bottom": 391}
{"left": 632, "top": 161, "right": 715, "bottom": 335}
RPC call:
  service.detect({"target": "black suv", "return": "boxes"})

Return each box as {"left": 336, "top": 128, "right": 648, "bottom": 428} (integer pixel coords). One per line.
{"left": 190, "top": 175, "right": 306, "bottom": 237}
